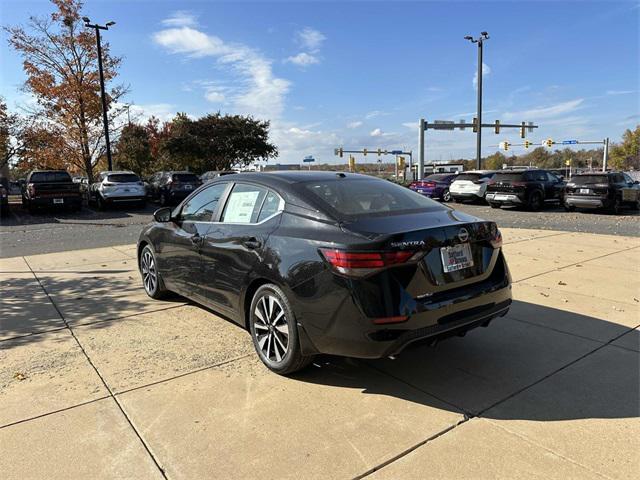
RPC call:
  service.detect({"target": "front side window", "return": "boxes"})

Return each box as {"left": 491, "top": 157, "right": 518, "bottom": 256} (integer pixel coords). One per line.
{"left": 221, "top": 184, "right": 267, "bottom": 223}
{"left": 179, "top": 183, "right": 227, "bottom": 222}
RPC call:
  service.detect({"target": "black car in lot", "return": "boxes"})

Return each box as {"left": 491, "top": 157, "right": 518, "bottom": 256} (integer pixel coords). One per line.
{"left": 0, "top": 177, "right": 9, "bottom": 216}
{"left": 146, "top": 171, "right": 202, "bottom": 206}
{"left": 137, "top": 172, "right": 511, "bottom": 375}
{"left": 21, "top": 170, "right": 82, "bottom": 213}
{"left": 485, "top": 169, "right": 565, "bottom": 210}
{"left": 564, "top": 172, "right": 640, "bottom": 213}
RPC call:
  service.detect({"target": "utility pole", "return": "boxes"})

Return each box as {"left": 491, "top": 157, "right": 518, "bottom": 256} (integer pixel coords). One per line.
{"left": 603, "top": 137, "right": 609, "bottom": 172}
{"left": 418, "top": 118, "right": 425, "bottom": 179}
{"left": 465, "top": 32, "right": 490, "bottom": 169}
{"left": 83, "top": 17, "right": 116, "bottom": 171}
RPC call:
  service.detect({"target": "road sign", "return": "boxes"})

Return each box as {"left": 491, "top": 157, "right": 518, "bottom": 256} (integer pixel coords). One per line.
{"left": 562, "top": 140, "right": 578, "bottom": 145}
{"left": 433, "top": 120, "right": 455, "bottom": 130}
{"left": 303, "top": 156, "right": 315, "bottom": 163}
{"left": 390, "top": 150, "right": 402, "bottom": 155}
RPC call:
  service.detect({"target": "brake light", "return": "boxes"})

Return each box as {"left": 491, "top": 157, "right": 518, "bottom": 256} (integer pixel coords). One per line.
{"left": 372, "top": 316, "right": 408, "bottom": 325}
{"left": 319, "top": 249, "right": 418, "bottom": 276}
{"left": 425, "top": 182, "right": 436, "bottom": 187}
{"left": 490, "top": 228, "right": 502, "bottom": 249}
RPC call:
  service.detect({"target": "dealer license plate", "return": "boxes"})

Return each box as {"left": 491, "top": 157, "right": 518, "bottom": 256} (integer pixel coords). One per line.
{"left": 494, "top": 194, "right": 508, "bottom": 201}
{"left": 440, "top": 243, "right": 474, "bottom": 273}
{"left": 579, "top": 188, "right": 590, "bottom": 194}
{"left": 53, "top": 198, "right": 64, "bottom": 204}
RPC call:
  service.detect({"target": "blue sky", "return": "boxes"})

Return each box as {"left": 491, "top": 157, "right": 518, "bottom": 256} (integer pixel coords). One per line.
{"left": 1, "top": 0, "right": 639, "bottom": 164}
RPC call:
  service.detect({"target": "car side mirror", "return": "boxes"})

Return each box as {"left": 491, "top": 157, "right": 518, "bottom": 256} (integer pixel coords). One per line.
{"left": 634, "top": 181, "right": 639, "bottom": 185}
{"left": 154, "top": 207, "right": 173, "bottom": 223}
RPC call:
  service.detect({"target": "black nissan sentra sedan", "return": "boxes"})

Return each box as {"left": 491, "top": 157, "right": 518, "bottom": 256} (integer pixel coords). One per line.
{"left": 138, "top": 172, "right": 511, "bottom": 374}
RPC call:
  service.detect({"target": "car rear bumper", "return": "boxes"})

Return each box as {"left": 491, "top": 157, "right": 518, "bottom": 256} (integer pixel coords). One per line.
{"left": 564, "top": 195, "right": 607, "bottom": 209}
{"left": 30, "top": 196, "right": 82, "bottom": 207}
{"left": 102, "top": 194, "right": 146, "bottom": 203}
{"left": 451, "top": 191, "right": 483, "bottom": 200}
{"left": 485, "top": 193, "right": 524, "bottom": 205}
{"left": 296, "top": 252, "right": 512, "bottom": 359}
{"left": 411, "top": 187, "right": 444, "bottom": 198}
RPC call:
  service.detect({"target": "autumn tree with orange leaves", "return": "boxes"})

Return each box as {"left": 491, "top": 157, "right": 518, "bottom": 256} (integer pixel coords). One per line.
{"left": 5, "top": 0, "right": 126, "bottom": 180}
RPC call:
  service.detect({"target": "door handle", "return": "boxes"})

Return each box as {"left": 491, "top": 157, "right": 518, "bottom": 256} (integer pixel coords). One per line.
{"left": 242, "top": 238, "right": 262, "bottom": 249}
{"left": 190, "top": 234, "right": 202, "bottom": 245}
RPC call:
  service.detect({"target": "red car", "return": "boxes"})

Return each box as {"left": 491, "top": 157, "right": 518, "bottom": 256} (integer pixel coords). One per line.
{"left": 409, "top": 173, "right": 458, "bottom": 202}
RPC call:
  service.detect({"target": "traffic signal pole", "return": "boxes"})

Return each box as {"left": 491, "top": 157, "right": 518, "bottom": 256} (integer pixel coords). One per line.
{"left": 475, "top": 37, "right": 484, "bottom": 170}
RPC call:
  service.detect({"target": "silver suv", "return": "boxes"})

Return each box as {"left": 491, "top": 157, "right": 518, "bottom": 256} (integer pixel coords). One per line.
{"left": 90, "top": 171, "right": 146, "bottom": 210}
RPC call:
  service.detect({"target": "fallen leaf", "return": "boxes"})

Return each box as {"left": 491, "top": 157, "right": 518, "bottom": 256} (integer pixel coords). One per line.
{"left": 562, "top": 298, "right": 569, "bottom": 303}
{"left": 540, "top": 292, "right": 550, "bottom": 297}
{"left": 558, "top": 281, "right": 567, "bottom": 286}
{"left": 576, "top": 264, "right": 583, "bottom": 267}
{"left": 13, "top": 372, "right": 26, "bottom": 381}
{"left": 634, "top": 298, "right": 639, "bottom": 303}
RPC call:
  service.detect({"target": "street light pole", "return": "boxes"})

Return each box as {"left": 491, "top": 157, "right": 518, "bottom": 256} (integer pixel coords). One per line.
{"left": 465, "top": 32, "right": 490, "bottom": 170}
{"left": 83, "top": 17, "right": 115, "bottom": 171}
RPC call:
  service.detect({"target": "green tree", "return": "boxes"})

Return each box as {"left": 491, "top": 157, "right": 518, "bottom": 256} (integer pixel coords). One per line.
{"left": 609, "top": 125, "right": 640, "bottom": 170}
{"left": 114, "top": 123, "right": 153, "bottom": 176}
{"left": 483, "top": 151, "right": 506, "bottom": 170}
{"left": 160, "top": 113, "right": 277, "bottom": 173}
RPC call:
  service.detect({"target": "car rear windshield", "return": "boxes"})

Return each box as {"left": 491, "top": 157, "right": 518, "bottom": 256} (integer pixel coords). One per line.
{"left": 571, "top": 175, "right": 609, "bottom": 185}
{"left": 173, "top": 173, "right": 199, "bottom": 182}
{"left": 301, "top": 178, "right": 441, "bottom": 218}
{"left": 30, "top": 172, "right": 71, "bottom": 183}
{"left": 107, "top": 174, "right": 140, "bottom": 183}
{"left": 424, "top": 174, "right": 453, "bottom": 182}
{"left": 493, "top": 172, "right": 525, "bottom": 182}
{"left": 455, "top": 173, "right": 486, "bottom": 181}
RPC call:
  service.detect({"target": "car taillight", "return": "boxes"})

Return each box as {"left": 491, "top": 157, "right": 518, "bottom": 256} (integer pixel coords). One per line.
{"left": 510, "top": 182, "right": 526, "bottom": 187}
{"left": 490, "top": 228, "right": 502, "bottom": 249}
{"left": 102, "top": 182, "right": 115, "bottom": 187}
{"left": 425, "top": 182, "right": 436, "bottom": 187}
{"left": 319, "top": 249, "right": 420, "bottom": 276}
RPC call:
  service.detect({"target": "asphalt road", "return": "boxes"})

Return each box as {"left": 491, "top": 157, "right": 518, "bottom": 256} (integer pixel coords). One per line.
{"left": 1, "top": 199, "right": 638, "bottom": 258}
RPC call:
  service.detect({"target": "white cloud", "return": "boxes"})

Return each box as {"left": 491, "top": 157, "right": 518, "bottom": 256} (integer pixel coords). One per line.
{"left": 370, "top": 128, "right": 383, "bottom": 137}
{"left": 504, "top": 98, "right": 584, "bottom": 120}
{"left": 347, "top": 121, "right": 363, "bottom": 129}
{"left": 153, "top": 24, "right": 289, "bottom": 119}
{"left": 204, "top": 88, "right": 225, "bottom": 103}
{"left": 161, "top": 11, "right": 198, "bottom": 28}
{"left": 365, "top": 110, "right": 388, "bottom": 119}
{"left": 472, "top": 62, "right": 491, "bottom": 88}
{"left": 402, "top": 122, "right": 417, "bottom": 129}
{"left": 285, "top": 52, "right": 319, "bottom": 66}
{"left": 606, "top": 90, "right": 635, "bottom": 95}
{"left": 297, "top": 27, "right": 326, "bottom": 50}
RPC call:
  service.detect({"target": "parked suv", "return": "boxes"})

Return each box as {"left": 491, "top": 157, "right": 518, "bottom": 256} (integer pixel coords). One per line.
{"left": 21, "top": 170, "right": 82, "bottom": 213}
{"left": 409, "top": 173, "right": 458, "bottom": 202}
{"left": 449, "top": 170, "right": 496, "bottom": 203}
{"left": 564, "top": 172, "right": 640, "bottom": 213}
{"left": 0, "top": 177, "right": 9, "bottom": 216}
{"left": 485, "top": 169, "right": 564, "bottom": 210}
{"left": 90, "top": 171, "right": 146, "bottom": 210}
{"left": 148, "top": 171, "right": 202, "bottom": 206}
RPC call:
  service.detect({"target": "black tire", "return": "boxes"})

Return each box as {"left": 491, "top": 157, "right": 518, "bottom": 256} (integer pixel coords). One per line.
{"left": 139, "top": 244, "right": 168, "bottom": 299}
{"left": 442, "top": 189, "right": 451, "bottom": 202}
{"left": 611, "top": 199, "right": 622, "bottom": 215}
{"left": 631, "top": 199, "right": 640, "bottom": 211}
{"left": 249, "top": 284, "right": 313, "bottom": 375}
{"left": 527, "top": 190, "right": 543, "bottom": 211}
{"left": 564, "top": 203, "right": 576, "bottom": 212}
{"left": 489, "top": 202, "right": 501, "bottom": 209}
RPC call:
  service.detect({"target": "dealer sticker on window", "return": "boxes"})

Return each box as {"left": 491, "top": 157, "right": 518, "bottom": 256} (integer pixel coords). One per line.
{"left": 440, "top": 243, "right": 474, "bottom": 273}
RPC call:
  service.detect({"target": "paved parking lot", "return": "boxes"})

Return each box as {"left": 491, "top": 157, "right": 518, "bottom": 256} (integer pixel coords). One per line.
{"left": 1, "top": 199, "right": 638, "bottom": 258}
{"left": 1, "top": 228, "right": 638, "bottom": 479}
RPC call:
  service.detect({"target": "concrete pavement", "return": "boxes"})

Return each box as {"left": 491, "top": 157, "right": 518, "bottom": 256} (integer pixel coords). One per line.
{"left": 0, "top": 228, "right": 638, "bottom": 479}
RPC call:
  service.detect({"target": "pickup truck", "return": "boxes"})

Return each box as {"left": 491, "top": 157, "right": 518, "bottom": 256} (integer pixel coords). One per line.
{"left": 21, "top": 170, "right": 82, "bottom": 213}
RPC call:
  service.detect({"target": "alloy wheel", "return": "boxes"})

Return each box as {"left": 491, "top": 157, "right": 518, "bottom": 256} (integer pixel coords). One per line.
{"left": 141, "top": 248, "right": 157, "bottom": 295}
{"left": 253, "top": 294, "right": 290, "bottom": 363}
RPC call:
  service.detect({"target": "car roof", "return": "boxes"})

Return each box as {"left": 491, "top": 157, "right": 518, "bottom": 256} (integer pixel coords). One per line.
{"left": 212, "top": 171, "right": 383, "bottom": 187}
{"left": 100, "top": 170, "right": 136, "bottom": 175}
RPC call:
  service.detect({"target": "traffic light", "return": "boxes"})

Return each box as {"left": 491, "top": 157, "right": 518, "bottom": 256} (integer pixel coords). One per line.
{"left": 499, "top": 141, "right": 510, "bottom": 151}
{"left": 348, "top": 155, "right": 355, "bottom": 172}
{"left": 520, "top": 121, "right": 526, "bottom": 139}
{"left": 397, "top": 156, "right": 405, "bottom": 169}
{"left": 524, "top": 140, "right": 531, "bottom": 149}
{"left": 377, "top": 148, "right": 382, "bottom": 156}
{"left": 543, "top": 138, "right": 554, "bottom": 148}
{"left": 363, "top": 148, "right": 368, "bottom": 156}
{"left": 338, "top": 147, "right": 343, "bottom": 158}
{"left": 472, "top": 117, "right": 478, "bottom": 133}
{"left": 494, "top": 120, "right": 500, "bottom": 134}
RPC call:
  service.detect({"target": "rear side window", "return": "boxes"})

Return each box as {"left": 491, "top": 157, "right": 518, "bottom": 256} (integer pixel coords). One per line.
{"left": 173, "top": 173, "right": 199, "bottom": 183}
{"left": 221, "top": 184, "right": 267, "bottom": 223}
{"left": 455, "top": 173, "right": 483, "bottom": 181}
{"left": 107, "top": 173, "right": 140, "bottom": 183}
{"left": 257, "top": 191, "right": 283, "bottom": 222}
{"left": 180, "top": 183, "right": 227, "bottom": 222}
{"left": 302, "top": 178, "right": 440, "bottom": 218}
{"left": 30, "top": 172, "right": 71, "bottom": 183}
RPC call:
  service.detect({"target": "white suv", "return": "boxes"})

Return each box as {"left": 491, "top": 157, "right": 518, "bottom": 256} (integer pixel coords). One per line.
{"left": 449, "top": 171, "right": 496, "bottom": 203}
{"left": 90, "top": 171, "right": 146, "bottom": 209}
